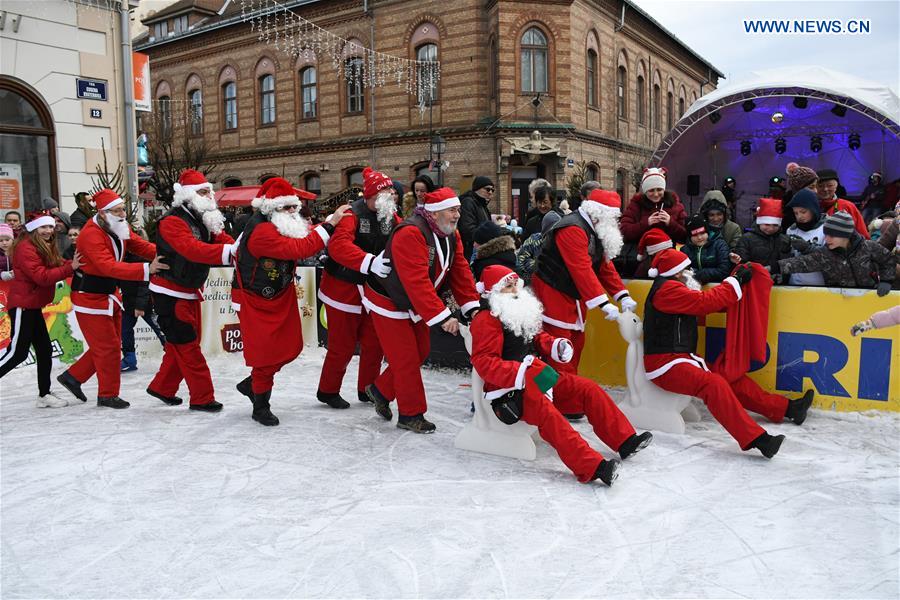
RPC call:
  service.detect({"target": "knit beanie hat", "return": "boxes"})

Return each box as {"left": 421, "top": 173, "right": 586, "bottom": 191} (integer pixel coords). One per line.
{"left": 823, "top": 211, "right": 855, "bottom": 238}
{"left": 0, "top": 223, "right": 13, "bottom": 238}
{"left": 541, "top": 210, "right": 561, "bottom": 235}
{"left": 473, "top": 220, "right": 504, "bottom": 245}
{"left": 472, "top": 176, "right": 494, "bottom": 192}
{"left": 42, "top": 197, "right": 59, "bottom": 210}
{"left": 786, "top": 162, "right": 818, "bottom": 192}
{"left": 641, "top": 167, "right": 667, "bottom": 194}
{"left": 786, "top": 189, "right": 821, "bottom": 217}
{"left": 362, "top": 167, "right": 393, "bottom": 200}
{"left": 686, "top": 214, "right": 707, "bottom": 237}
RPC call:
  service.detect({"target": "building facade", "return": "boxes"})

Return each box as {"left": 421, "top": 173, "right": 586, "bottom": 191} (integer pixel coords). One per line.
{"left": 136, "top": 0, "right": 721, "bottom": 220}
{"left": 0, "top": 0, "right": 138, "bottom": 217}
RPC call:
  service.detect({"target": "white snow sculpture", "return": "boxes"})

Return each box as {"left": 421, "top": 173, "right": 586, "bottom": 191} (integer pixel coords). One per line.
{"left": 615, "top": 311, "right": 701, "bottom": 434}
{"left": 454, "top": 325, "right": 540, "bottom": 460}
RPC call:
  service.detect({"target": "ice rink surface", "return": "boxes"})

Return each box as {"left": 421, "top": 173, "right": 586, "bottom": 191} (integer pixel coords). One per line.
{"left": 2, "top": 350, "right": 898, "bottom": 599}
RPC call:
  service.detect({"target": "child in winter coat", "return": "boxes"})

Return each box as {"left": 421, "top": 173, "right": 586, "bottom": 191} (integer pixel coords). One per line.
{"left": 699, "top": 191, "right": 742, "bottom": 248}
{"left": 0, "top": 223, "right": 14, "bottom": 281}
{"left": 733, "top": 198, "right": 793, "bottom": 280}
{"left": 680, "top": 214, "right": 731, "bottom": 283}
{"left": 784, "top": 189, "right": 827, "bottom": 286}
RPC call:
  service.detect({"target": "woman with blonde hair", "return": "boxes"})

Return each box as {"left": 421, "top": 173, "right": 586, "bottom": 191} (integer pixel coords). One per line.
{"left": 0, "top": 212, "right": 80, "bottom": 406}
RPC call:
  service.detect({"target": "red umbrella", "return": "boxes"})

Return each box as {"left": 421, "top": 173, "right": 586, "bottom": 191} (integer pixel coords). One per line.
{"left": 215, "top": 185, "right": 316, "bottom": 207}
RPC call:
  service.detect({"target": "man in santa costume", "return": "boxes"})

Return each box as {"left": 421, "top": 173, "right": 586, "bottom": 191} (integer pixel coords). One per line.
{"left": 533, "top": 188, "right": 637, "bottom": 376}
{"left": 57, "top": 189, "right": 168, "bottom": 408}
{"left": 316, "top": 167, "right": 398, "bottom": 409}
{"left": 232, "top": 177, "right": 347, "bottom": 426}
{"left": 146, "top": 169, "right": 235, "bottom": 411}
{"left": 642, "top": 249, "right": 814, "bottom": 458}
{"left": 363, "top": 187, "right": 481, "bottom": 433}
{"left": 470, "top": 265, "right": 652, "bottom": 485}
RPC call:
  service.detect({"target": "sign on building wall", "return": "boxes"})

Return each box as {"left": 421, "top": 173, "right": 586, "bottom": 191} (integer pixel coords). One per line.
{"left": 0, "top": 164, "right": 23, "bottom": 211}
{"left": 76, "top": 78, "right": 108, "bottom": 101}
{"left": 132, "top": 52, "right": 151, "bottom": 112}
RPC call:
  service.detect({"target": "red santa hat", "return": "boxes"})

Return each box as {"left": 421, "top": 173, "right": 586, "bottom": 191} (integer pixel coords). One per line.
{"left": 91, "top": 188, "right": 124, "bottom": 211}
{"left": 641, "top": 167, "right": 667, "bottom": 193}
{"left": 252, "top": 177, "right": 315, "bottom": 215}
{"left": 24, "top": 210, "right": 55, "bottom": 232}
{"left": 422, "top": 187, "right": 461, "bottom": 212}
{"left": 172, "top": 169, "right": 213, "bottom": 205}
{"left": 362, "top": 167, "right": 393, "bottom": 200}
{"left": 636, "top": 228, "right": 673, "bottom": 260}
{"left": 648, "top": 248, "right": 692, "bottom": 278}
{"left": 756, "top": 197, "right": 783, "bottom": 226}
{"left": 476, "top": 264, "right": 520, "bottom": 296}
{"left": 584, "top": 189, "right": 622, "bottom": 214}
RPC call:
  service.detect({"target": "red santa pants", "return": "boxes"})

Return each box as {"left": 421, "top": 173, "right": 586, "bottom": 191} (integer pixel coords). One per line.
{"left": 370, "top": 314, "right": 431, "bottom": 416}
{"left": 148, "top": 298, "right": 216, "bottom": 406}
{"left": 317, "top": 305, "right": 383, "bottom": 394}
{"left": 68, "top": 307, "right": 123, "bottom": 398}
{"left": 540, "top": 322, "right": 585, "bottom": 375}
{"left": 251, "top": 361, "right": 291, "bottom": 395}
{"left": 652, "top": 364, "right": 766, "bottom": 449}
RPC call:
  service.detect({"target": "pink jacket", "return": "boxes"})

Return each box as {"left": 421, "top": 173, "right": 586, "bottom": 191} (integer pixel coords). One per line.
{"left": 870, "top": 305, "right": 900, "bottom": 329}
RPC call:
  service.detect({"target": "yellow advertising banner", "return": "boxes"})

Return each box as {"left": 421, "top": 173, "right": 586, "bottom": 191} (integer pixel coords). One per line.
{"left": 580, "top": 281, "right": 900, "bottom": 412}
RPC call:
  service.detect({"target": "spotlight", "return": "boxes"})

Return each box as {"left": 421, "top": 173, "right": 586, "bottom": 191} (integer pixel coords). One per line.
{"left": 740, "top": 140, "right": 752, "bottom": 156}
{"left": 810, "top": 135, "right": 823, "bottom": 153}
{"left": 709, "top": 111, "right": 721, "bottom": 124}
{"left": 742, "top": 100, "right": 756, "bottom": 112}
{"left": 771, "top": 111, "right": 784, "bottom": 124}
{"left": 831, "top": 104, "right": 847, "bottom": 117}
{"left": 793, "top": 97, "right": 808, "bottom": 109}
{"left": 774, "top": 137, "right": 787, "bottom": 154}
{"left": 848, "top": 133, "right": 861, "bottom": 150}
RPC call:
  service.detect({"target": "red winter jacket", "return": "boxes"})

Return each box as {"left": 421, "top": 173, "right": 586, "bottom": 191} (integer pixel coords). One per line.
{"left": 7, "top": 237, "right": 74, "bottom": 309}
{"left": 620, "top": 191, "right": 688, "bottom": 244}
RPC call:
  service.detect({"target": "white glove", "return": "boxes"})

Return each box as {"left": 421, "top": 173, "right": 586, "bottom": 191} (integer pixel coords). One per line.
{"left": 601, "top": 302, "right": 620, "bottom": 321}
{"left": 0, "top": 271, "right": 13, "bottom": 281}
{"left": 620, "top": 296, "right": 637, "bottom": 313}
{"left": 369, "top": 252, "right": 391, "bottom": 278}
{"left": 552, "top": 338, "right": 574, "bottom": 363}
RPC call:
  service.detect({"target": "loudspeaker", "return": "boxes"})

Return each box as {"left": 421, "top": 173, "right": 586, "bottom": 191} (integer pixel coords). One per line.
{"left": 686, "top": 175, "right": 700, "bottom": 197}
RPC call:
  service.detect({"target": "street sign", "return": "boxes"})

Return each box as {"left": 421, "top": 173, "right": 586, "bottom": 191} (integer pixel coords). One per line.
{"left": 76, "top": 78, "right": 108, "bottom": 101}
{"left": 566, "top": 158, "right": 575, "bottom": 168}
{"left": 90, "top": 108, "right": 102, "bottom": 119}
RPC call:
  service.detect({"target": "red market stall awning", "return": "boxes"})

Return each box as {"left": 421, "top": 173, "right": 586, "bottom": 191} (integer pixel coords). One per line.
{"left": 215, "top": 185, "right": 317, "bottom": 207}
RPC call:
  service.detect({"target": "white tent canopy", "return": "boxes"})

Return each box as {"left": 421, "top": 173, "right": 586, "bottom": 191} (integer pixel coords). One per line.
{"left": 651, "top": 66, "right": 899, "bottom": 222}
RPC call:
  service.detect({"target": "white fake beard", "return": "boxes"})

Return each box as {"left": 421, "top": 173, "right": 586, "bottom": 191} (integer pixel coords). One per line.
{"left": 105, "top": 213, "right": 131, "bottom": 240}
{"left": 681, "top": 268, "right": 702, "bottom": 291}
{"left": 188, "top": 191, "right": 225, "bottom": 235}
{"left": 581, "top": 203, "right": 624, "bottom": 259}
{"left": 374, "top": 190, "right": 397, "bottom": 224}
{"left": 488, "top": 285, "right": 544, "bottom": 341}
{"left": 269, "top": 209, "right": 309, "bottom": 239}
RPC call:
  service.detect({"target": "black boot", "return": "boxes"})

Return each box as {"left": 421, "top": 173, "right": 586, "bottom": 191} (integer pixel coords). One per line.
{"left": 57, "top": 371, "right": 87, "bottom": 402}
{"left": 317, "top": 391, "right": 350, "bottom": 409}
{"left": 365, "top": 384, "right": 392, "bottom": 421}
{"left": 252, "top": 391, "right": 279, "bottom": 426}
{"left": 358, "top": 390, "right": 373, "bottom": 404}
{"left": 236, "top": 376, "right": 253, "bottom": 401}
{"left": 563, "top": 413, "right": 585, "bottom": 421}
{"left": 748, "top": 432, "right": 785, "bottom": 459}
{"left": 785, "top": 389, "right": 814, "bottom": 425}
{"left": 590, "top": 459, "right": 620, "bottom": 486}
{"left": 618, "top": 432, "right": 653, "bottom": 460}
{"left": 396, "top": 413, "right": 436, "bottom": 433}
{"left": 97, "top": 396, "right": 130, "bottom": 409}
{"left": 190, "top": 400, "right": 223, "bottom": 412}
{"left": 146, "top": 387, "right": 183, "bottom": 406}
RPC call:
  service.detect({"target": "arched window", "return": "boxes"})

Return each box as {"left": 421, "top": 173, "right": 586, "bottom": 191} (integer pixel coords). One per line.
{"left": 222, "top": 80, "right": 237, "bottom": 130}
{"left": 259, "top": 74, "right": 275, "bottom": 125}
{"left": 259, "top": 173, "right": 276, "bottom": 184}
{"left": 586, "top": 163, "right": 599, "bottom": 182}
{"left": 158, "top": 95, "right": 172, "bottom": 140}
{"left": 346, "top": 168, "right": 364, "bottom": 187}
{"left": 346, "top": 58, "right": 365, "bottom": 113}
{"left": 586, "top": 49, "right": 597, "bottom": 107}
{"left": 520, "top": 27, "right": 548, "bottom": 93}
{"left": 617, "top": 66, "right": 627, "bottom": 119}
{"left": 416, "top": 43, "right": 438, "bottom": 105}
{"left": 188, "top": 89, "right": 202, "bottom": 136}
{"left": 666, "top": 91, "right": 674, "bottom": 129}
{"left": 300, "top": 67, "right": 317, "bottom": 119}
{"left": 636, "top": 75, "right": 646, "bottom": 125}
{"left": 0, "top": 77, "right": 58, "bottom": 211}
{"left": 679, "top": 96, "right": 685, "bottom": 118}
{"left": 489, "top": 37, "right": 498, "bottom": 101}
{"left": 222, "top": 177, "right": 242, "bottom": 188}
{"left": 652, "top": 84, "right": 661, "bottom": 131}
{"left": 302, "top": 173, "right": 321, "bottom": 196}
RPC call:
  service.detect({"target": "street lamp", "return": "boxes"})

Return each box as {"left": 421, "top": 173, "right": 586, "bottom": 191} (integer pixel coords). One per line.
{"left": 430, "top": 135, "right": 446, "bottom": 186}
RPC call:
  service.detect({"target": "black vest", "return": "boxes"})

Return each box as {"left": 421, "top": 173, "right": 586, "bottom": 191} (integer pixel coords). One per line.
{"left": 155, "top": 207, "right": 213, "bottom": 289}
{"left": 535, "top": 212, "right": 603, "bottom": 299}
{"left": 71, "top": 226, "right": 123, "bottom": 294}
{"left": 643, "top": 277, "right": 698, "bottom": 355}
{"left": 373, "top": 214, "right": 453, "bottom": 312}
{"left": 501, "top": 326, "right": 535, "bottom": 362}
{"left": 323, "top": 198, "right": 394, "bottom": 285}
{"left": 231, "top": 212, "right": 296, "bottom": 299}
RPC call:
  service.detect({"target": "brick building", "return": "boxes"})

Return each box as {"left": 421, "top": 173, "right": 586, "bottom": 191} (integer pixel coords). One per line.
{"left": 135, "top": 0, "right": 721, "bottom": 220}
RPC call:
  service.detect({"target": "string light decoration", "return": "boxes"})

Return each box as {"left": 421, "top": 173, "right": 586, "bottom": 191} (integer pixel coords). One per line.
{"left": 239, "top": 0, "right": 440, "bottom": 105}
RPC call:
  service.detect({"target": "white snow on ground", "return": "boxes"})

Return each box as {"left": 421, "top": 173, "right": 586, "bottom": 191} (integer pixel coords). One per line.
{"left": 2, "top": 350, "right": 898, "bottom": 599}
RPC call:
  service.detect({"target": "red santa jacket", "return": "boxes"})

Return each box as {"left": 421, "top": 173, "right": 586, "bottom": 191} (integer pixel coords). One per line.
{"left": 363, "top": 225, "right": 480, "bottom": 325}
{"left": 6, "top": 237, "right": 74, "bottom": 309}
{"left": 71, "top": 216, "right": 156, "bottom": 315}
{"left": 532, "top": 225, "right": 629, "bottom": 331}
{"left": 471, "top": 310, "right": 571, "bottom": 400}
{"left": 149, "top": 214, "right": 235, "bottom": 299}
{"left": 821, "top": 197, "right": 870, "bottom": 239}
{"left": 318, "top": 211, "right": 400, "bottom": 314}
{"left": 643, "top": 275, "right": 741, "bottom": 379}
